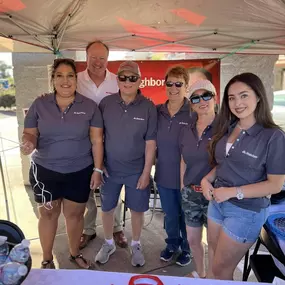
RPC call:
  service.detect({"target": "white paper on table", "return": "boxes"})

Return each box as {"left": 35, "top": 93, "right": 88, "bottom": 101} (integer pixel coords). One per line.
{"left": 272, "top": 277, "right": 285, "bottom": 285}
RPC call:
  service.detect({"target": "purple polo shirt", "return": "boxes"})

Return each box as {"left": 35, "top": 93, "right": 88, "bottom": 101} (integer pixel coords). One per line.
{"left": 214, "top": 122, "right": 285, "bottom": 211}
{"left": 99, "top": 91, "right": 157, "bottom": 177}
{"left": 180, "top": 116, "right": 217, "bottom": 187}
{"left": 24, "top": 92, "right": 103, "bottom": 173}
{"left": 154, "top": 98, "right": 192, "bottom": 189}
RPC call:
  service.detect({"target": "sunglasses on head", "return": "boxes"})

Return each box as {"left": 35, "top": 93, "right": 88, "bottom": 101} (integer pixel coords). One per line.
{"left": 190, "top": 91, "right": 214, "bottom": 104}
{"left": 118, "top": 75, "right": 139, "bottom": 83}
{"left": 165, "top": 81, "right": 184, "bottom": 88}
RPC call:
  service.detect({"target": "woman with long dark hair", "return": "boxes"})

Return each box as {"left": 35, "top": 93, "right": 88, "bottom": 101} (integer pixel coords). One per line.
{"left": 21, "top": 58, "right": 103, "bottom": 269}
{"left": 202, "top": 73, "right": 285, "bottom": 280}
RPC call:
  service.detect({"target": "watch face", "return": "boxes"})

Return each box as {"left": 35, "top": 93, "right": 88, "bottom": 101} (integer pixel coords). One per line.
{"left": 237, "top": 192, "right": 244, "bottom": 200}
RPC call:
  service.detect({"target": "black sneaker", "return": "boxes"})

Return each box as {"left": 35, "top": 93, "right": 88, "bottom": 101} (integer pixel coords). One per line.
{"left": 176, "top": 251, "right": 192, "bottom": 266}
{"left": 160, "top": 247, "right": 175, "bottom": 262}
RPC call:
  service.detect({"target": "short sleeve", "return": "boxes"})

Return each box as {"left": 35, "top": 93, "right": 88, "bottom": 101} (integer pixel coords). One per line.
{"left": 145, "top": 102, "right": 157, "bottom": 141}
{"left": 266, "top": 129, "right": 285, "bottom": 175}
{"left": 98, "top": 98, "right": 106, "bottom": 114}
{"left": 24, "top": 100, "right": 38, "bottom": 128}
{"left": 90, "top": 102, "right": 103, "bottom": 128}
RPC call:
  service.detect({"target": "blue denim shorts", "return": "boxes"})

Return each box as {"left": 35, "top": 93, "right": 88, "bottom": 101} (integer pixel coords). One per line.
{"left": 100, "top": 173, "right": 150, "bottom": 212}
{"left": 208, "top": 201, "right": 269, "bottom": 243}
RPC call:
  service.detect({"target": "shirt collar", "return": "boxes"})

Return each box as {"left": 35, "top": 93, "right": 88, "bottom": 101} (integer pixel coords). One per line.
{"left": 160, "top": 97, "right": 190, "bottom": 115}
{"left": 116, "top": 90, "right": 144, "bottom": 105}
{"left": 83, "top": 68, "right": 111, "bottom": 82}
{"left": 48, "top": 91, "right": 83, "bottom": 103}
{"left": 228, "top": 121, "right": 264, "bottom": 136}
{"left": 190, "top": 113, "right": 217, "bottom": 130}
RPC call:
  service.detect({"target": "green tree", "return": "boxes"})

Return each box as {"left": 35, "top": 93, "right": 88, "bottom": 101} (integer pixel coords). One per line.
{"left": 0, "top": 61, "right": 12, "bottom": 78}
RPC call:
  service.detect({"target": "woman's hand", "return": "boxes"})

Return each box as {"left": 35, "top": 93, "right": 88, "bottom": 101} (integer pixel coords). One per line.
{"left": 201, "top": 177, "right": 214, "bottom": 201}
{"left": 212, "top": 187, "right": 235, "bottom": 203}
{"left": 20, "top": 140, "right": 35, "bottom": 155}
{"left": 90, "top": 171, "right": 103, "bottom": 190}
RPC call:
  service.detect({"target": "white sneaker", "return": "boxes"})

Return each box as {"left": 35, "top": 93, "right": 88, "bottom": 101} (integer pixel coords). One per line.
{"left": 95, "top": 242, "right": 116, "bottom": 264}
{"left": 131, "top": 244, "right": 145, "bottom": 267}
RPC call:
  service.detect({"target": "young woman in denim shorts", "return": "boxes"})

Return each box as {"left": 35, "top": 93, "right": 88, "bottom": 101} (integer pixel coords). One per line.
{"left": 180, "top": 79, "right": 218, "bottom": 278}
{"left": 202, "top": 73, "right": 285, "bottom": 280}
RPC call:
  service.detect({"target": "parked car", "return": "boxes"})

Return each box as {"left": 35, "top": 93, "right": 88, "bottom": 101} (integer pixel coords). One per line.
{"left": 272, "top": 90, "right": 285, "bottom": 130}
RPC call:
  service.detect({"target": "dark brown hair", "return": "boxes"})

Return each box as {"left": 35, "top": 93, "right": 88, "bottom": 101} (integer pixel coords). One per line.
{"left": 50, "top": 58, "right": 77, "bottom": 92}
{"left": 86, "top": 40, "right": 109, "bottom": 55}
{"left": 188, "top": 67, "right": 212, "bottom": 82}
{"left": 209, "top": 72, "right": 280, "bottom": 165}
{"left": 165, "top": 65, "right": 189, "bottom": 86}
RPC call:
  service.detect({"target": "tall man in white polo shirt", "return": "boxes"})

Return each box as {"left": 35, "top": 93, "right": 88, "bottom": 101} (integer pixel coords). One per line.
{"left": 77, "top": 41, "right": 127, "bottom": 249}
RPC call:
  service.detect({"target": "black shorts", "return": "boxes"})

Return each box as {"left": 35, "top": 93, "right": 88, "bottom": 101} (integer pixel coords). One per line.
{"left": 29, "top": 163, "right": 93, "bottom": 204}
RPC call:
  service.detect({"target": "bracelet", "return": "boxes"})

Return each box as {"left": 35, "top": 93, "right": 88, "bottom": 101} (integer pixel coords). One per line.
{"left": 93, "top": 168, "right": 103, "bottom": 175}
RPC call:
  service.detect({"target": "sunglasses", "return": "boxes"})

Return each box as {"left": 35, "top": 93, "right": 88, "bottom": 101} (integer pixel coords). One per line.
{"left": 190, "top": 91, "right": 214, "bottom": 104}
{"left": 165, "top": 81, "right": 184, "bottom": 88}
{"left": 118, "top": 75, "right": 140, "bottom": 83}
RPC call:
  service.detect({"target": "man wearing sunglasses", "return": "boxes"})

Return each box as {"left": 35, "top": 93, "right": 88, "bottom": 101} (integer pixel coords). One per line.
{"left": 95, "top": 61, "right": 157, "bottom": 267}
{"left": 77, "top": 41, "right": 127, "bottom": 250}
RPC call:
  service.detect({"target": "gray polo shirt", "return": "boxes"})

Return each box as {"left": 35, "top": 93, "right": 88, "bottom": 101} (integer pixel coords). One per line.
{"left": 99, "top": 91, "right": 157, "bottom": 176}
{"left": 24, "top": 92, "right": 103, "bottom": 173}
{"left": 154, "top": 98, "right": 192, "bottom": 189}
{"left": 214, "top": 122, "right": 285, "bottom": 212}
{"left": 180, "top": 116, "right": 216, "bottom": 187}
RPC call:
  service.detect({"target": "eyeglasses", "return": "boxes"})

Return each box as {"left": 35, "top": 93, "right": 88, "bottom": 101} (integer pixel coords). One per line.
{"left": 190, "top": 91, "right": 214, "bottom": 104}
{"left": 165, "top": 81, "right": 184, "bottom": 88}
{"left": 118, "top": 75, "right": 140, "bottom": 83}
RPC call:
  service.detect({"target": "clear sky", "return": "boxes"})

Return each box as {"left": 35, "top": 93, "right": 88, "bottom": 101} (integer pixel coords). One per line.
{"left": 0, "top": 53, "right": 12, "bottom": 65}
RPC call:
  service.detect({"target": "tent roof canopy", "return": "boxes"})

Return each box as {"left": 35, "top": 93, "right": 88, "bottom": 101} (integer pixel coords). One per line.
{"left": 1, "top": 0, "right": 285, "bottom": 54}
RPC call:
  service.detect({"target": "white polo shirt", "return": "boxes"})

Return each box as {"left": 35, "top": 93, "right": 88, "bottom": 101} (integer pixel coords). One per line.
{"left": 77, "top": 69, "right": 118, "bottom": 104}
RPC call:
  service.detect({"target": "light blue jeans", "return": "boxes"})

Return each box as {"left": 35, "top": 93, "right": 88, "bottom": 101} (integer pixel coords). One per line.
{"left": 208, "top": 200, "right": 269, "bottom": 243}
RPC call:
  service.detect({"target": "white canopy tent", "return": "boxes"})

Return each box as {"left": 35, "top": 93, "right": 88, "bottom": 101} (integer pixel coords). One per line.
{"left": 0, "top": 0, "right": 285, "bottom": 54}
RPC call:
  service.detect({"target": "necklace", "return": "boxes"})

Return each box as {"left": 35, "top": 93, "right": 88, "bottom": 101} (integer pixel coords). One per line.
{"left": 236, "top": 124, "right": 243, "bottom": 130}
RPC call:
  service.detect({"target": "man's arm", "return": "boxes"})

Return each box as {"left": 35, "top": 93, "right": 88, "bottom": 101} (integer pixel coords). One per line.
{"left": 143, "top": 140, "right": 156, "bottom": 175}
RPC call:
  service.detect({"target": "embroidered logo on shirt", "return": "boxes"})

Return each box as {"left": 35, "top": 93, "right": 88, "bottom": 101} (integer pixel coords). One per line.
{"left": 242, "top": 150, "right": 258, "bottom": 159}
{"left": 179, "top": 122, "right": 188, "bottom": 125}
{"left": 133, "top": 117, "right": 145, "bottom": 121}
{"left": 74, "top": 112, "right": 86, "bottom": 115}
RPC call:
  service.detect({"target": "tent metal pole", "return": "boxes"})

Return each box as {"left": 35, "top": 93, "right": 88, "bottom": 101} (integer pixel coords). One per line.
{"left": 56, "top": 14, "right": 72, "bottom": 50}
{"left": 0, "top": 134, "right": 10, "bottom": 221}
{"left": 132, "top": 34, "right": 172, "bottom": 43}
{"left": 104, "top": 35, "right": 135, "bottom": 43}
{"left": 135, "top": 41, "right": 209, "bottom": 52}
{"left": 5, "top": 34, "right": 54, "bottom": 38}
{"left": 174, "top": 33, "right": 214, "bottom": 43}
{"left": 7, "top": 15, "right": 53, "bottom": 51}
{"left": 54, "top": 0, "right": 82, "bottom": 33}
{"left": 0, "top": 32, "right": 9, "bottom": 38}
{"left": 261, "top": 40, "right": 285, "bottom": 48}
{"left": 217, "top": 32, "right": 253, "bottom": 41}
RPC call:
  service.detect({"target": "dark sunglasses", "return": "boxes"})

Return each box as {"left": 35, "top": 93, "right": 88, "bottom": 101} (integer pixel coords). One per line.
{"left": 190, "top": 91, "right": 214, "bottom": 104}
{"left": 165, "top": 81, "right": 184, "bottom": 88}
{"left": 118, "top": 75, "right": 139, "bottom": 83}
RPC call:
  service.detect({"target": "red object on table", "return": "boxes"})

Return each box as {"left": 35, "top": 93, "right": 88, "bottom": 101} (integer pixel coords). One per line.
{"left": 128, "top": 275, "right": 164, "bottom": 285}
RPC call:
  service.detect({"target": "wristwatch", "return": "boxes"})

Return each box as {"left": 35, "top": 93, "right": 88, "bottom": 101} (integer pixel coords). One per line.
{"left": 236, "top": 187, "right": 244, "bottom": 200}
